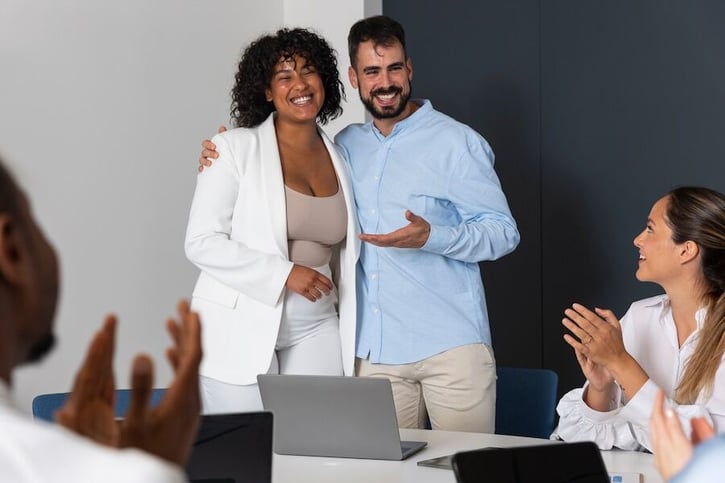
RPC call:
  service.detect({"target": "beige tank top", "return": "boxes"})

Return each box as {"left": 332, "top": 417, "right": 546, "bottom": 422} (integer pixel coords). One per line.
{"left": 285, "top": 185, "right": 347, "bottom": 267}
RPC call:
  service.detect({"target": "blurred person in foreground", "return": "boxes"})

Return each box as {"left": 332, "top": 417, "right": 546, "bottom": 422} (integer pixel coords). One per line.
{"left": 0, "top": 158, "right": 202, "bottom": 481}
{"left": 651, "top": 389, "right": 725, "bottom": 482}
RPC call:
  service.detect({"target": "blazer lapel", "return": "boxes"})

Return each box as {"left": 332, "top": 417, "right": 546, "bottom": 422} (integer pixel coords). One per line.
{"left": 258, "top": 114, "right": 289, "bottom": 258}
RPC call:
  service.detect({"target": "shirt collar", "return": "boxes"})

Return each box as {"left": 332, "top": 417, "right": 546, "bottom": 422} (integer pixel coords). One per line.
{"left": 695, "top": 306, "right": 707, "bottom": 330}
{"left": 369, "top": 99, "right": 432, "bottom": 141}
{"left": 643, "top": 294, "right": 669, "bottom": 309}
{"left": 653, "top": 294, "right": 708, "bottom": 346}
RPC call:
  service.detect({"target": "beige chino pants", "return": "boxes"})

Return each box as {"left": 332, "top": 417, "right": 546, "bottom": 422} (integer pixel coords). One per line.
{"left": 356, "top": 343, "right": 496, "bottom": 432}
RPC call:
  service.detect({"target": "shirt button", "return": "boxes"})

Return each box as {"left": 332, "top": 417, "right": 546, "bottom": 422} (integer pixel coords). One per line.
{"left": 371, "top": 209, "right": 376, "bottom": 214}
{"left": 374, "top": 175, "right": 380, "bottom": 180}
{"left": 370, "top": 274, "right": 377, "bottom": 280}
{"left": 373, "top": 308, "right": 379, "bottom": 314}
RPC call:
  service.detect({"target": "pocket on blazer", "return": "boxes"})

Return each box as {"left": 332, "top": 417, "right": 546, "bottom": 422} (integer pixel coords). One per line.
{"left": 192, "top": 272, "right": 239, "bottom": 309}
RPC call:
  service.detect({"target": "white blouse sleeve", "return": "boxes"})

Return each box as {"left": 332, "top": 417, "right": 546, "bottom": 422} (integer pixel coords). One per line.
{"left": 620, "top": 378, "right": 716, "bottom": 451}
{"left": 552, "top": 382, "right": 647, "bottom": 451}
{"left": 553, "top": 296, "right": 722, "bottom": 452}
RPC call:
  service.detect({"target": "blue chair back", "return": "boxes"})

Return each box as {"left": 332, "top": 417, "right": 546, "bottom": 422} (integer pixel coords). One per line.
{"left": 495, "top": 366, "right": 558, "bottom": 439}
{"left": 32, "top": 388, "right": 166, "bottom": 422}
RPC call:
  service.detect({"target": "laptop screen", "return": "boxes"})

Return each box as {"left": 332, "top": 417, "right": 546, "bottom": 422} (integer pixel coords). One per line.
{"left": 185, "top": 411, "right": 273, "bottom": 483}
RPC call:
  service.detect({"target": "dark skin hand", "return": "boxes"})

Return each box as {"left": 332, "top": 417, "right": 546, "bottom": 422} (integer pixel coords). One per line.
{"left": 199, "top": 126, "right": 335, "bottom": 303}
{"left": 286, "top": 264, "right": 333, "bottom": 302}
{"left": 56, "top": 314, "right": 119, "bottom": 446}
{"left": 56, "top": 299, "right": 203, "bottom": 466}
{"left": 198, "top": 126, "right": 226, "bottom": 171}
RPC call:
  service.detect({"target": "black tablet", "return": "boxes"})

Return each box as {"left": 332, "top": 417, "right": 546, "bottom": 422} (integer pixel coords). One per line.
{"left": 452, "top": 442, "right": 609, "bottom": 483}
{"left": 185, "top": 411, "right": 273, "bottom": 483}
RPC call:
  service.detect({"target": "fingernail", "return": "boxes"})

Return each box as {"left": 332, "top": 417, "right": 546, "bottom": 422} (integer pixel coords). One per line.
{"left": 665, "top": 408, "right": 675, "bottom": 419}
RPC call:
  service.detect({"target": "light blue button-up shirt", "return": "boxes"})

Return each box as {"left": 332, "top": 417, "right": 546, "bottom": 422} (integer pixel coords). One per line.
{"left": 335, "top": 100, "right": 520, "bottom": 364}
{"left": 670, "top": 436, "right": 725, "bottom": 483}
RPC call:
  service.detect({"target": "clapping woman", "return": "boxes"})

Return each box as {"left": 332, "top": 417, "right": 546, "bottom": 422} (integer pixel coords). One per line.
{"left": 554, "top": 187, "right": 725, "bottom": 451}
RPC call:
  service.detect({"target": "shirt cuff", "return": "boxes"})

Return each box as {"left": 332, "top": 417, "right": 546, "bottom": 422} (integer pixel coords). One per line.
{"left": 578, "top": 382, "right": 624, "bottom": 423}
{"left": 619, "top": 378, "right": 657, "bottom": 432}
{"left": 421, "top": 224, "right": 449, "bottom": 254}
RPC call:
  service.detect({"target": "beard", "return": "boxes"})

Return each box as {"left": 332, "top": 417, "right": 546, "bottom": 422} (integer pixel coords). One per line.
{"left": 25, "top": 332, "right": 56, "bottom": 363}
{"left": 359, "top": 83, "right": 412, "bottom": 120}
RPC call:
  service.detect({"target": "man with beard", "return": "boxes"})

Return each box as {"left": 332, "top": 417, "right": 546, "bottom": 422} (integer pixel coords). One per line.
{"left": 198, "top": 16, "right": 518, "bottom": 432}
{"left": 0, "top": 159, "right": 202, "bottom": 481}
{"left": 334, "top": 15, "right": 519, "bottom": 432}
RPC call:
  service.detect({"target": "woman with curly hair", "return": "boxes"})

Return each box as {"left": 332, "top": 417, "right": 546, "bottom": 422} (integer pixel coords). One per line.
{"left": 553, "top": 186, "right": 725, "bottom": 451}
{"left": 184, "top": 28, "right": 359, "bottom": 413}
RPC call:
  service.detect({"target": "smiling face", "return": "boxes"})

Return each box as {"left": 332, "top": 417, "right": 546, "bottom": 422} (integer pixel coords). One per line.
{"left": 633, "top": 196, "right": 686, "bottom": 286}
{"left": 265, "top": 54, "right": 325, "bottom": 125}
{"left": 348, "top": 39, "right": 413, "bottom": 122}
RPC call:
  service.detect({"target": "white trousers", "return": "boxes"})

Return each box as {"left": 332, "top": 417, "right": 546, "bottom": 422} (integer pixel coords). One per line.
{"left": 201, "top": 275, "right": 343, "bottom": 414}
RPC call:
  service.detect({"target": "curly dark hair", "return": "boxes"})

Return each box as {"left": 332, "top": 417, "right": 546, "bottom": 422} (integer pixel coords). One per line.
{"left": 230, "top": 28, "right": 344, "bottom": 128}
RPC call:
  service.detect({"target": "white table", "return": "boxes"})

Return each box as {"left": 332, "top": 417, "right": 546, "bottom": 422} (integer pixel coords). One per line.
{"left": 272, "top": 428, "right": 662, "bottom": 483}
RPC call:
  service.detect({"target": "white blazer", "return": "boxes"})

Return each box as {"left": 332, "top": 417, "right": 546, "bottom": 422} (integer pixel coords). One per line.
{"left": 185, "top": 114, "right": 359, "bottom": 385}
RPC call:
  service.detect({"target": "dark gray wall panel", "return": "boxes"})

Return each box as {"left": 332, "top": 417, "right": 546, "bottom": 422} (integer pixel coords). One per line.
{"left": 540, "top": 1, "right": 725, "bottom": 394}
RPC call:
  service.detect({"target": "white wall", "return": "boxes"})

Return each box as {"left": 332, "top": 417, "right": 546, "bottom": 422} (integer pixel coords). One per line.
{"left": 0, "top": 0, "right": 379, "bottom": 414}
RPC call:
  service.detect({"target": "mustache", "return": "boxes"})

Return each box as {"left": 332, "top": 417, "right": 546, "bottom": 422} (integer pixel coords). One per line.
{"left": 371, "top": 86, "right": 402, "bottom": 96}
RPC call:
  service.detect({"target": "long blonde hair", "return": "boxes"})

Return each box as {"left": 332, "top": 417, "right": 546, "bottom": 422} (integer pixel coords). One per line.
{"left": 666, "top": 187, "right": 725, "bottom": 403}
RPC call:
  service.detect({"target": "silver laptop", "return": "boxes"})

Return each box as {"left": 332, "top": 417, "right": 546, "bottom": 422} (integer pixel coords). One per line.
{"left": 257, "top": 374, "right": 427, "bottom": 460}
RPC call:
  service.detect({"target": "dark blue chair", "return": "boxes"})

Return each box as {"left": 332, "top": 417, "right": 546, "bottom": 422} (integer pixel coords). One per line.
{"left": 495, "top": 366, "right": 558, "bottom": 439}
{"left": 32, "top": 388, "right": 166, "bottom": 422}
